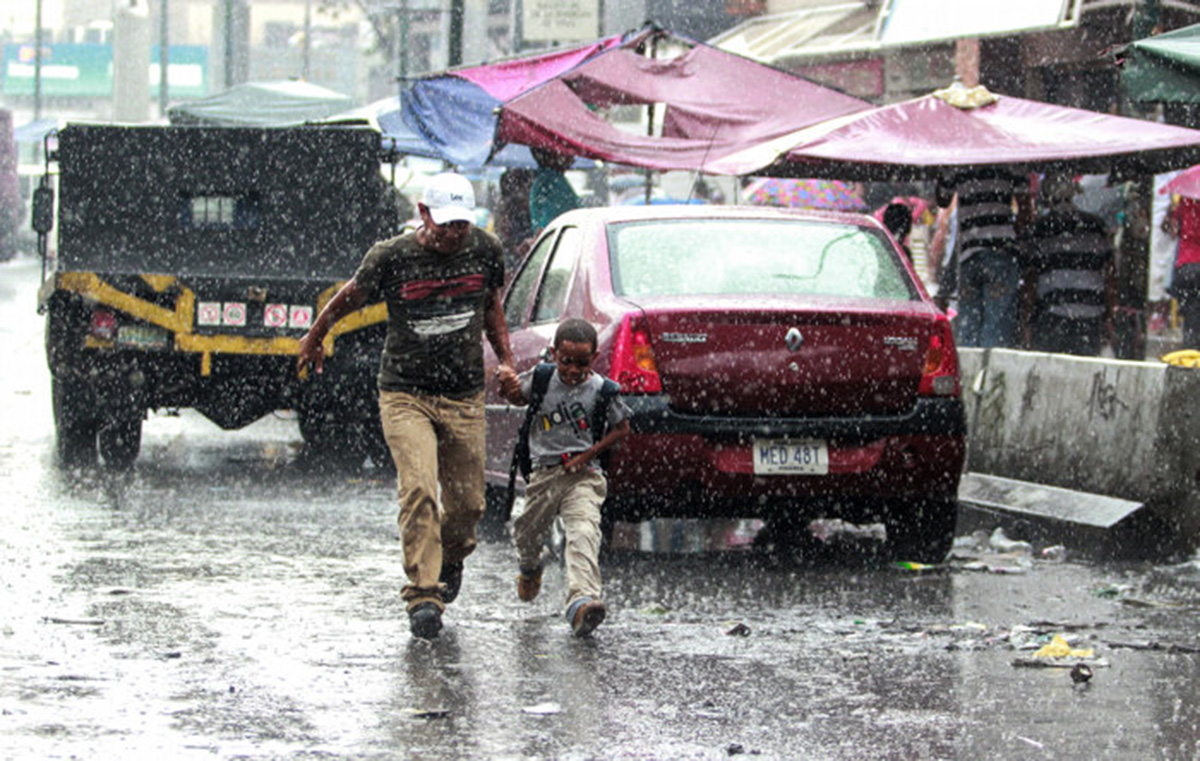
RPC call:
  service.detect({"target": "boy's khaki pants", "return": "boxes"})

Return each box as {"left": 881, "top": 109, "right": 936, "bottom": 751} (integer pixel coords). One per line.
{"left": 379, "top": 389, "right": 486, "bottom": 612}
{"left": 513, "top": 468, "right": 606, "bottom": 610}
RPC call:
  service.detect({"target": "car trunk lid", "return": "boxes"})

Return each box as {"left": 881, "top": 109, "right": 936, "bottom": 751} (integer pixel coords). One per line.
{"left": 639, "top": 297, "right": 936, "bottom": 417}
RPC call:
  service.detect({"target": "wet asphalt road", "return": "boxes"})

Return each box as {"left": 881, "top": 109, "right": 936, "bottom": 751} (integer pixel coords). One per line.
{"left": 3, "top": 254, "right": 1200, "bottom": 760}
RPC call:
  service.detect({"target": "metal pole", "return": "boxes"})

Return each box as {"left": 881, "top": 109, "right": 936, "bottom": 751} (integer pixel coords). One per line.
{"left": 449, "top": 0, "right": 464, "bottom": 67}
{"left": 34, "top": 0, "right": 43, "bottom": 120}
{"left": 644, "top": 33, "right": 658, "bottom": 206}
{"left": 400, "top": 0, "right": 409, "bottom": 83}
{"left": 159, "top": 0, "right": 169, "bottom": 115}
{"left": 224, "top": 0, "right": 234, "bottom": 88}
{"left": 302, "top": 0, "right": 312, "bottom": 80}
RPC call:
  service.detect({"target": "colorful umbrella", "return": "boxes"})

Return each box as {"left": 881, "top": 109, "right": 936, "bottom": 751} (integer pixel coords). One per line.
{"left": 872, "top": 195, "right": 932, "bottom": 225}
{"left": 1161, "top": 163, "right": 1200, "bottom": 201}
{"left": 742, "top": 177, "right": 866, "bottom": 211}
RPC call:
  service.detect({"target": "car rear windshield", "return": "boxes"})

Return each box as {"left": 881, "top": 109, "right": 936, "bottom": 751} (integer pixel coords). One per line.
{"left": 608, "top": 219, "right": 917, "bottom": 301}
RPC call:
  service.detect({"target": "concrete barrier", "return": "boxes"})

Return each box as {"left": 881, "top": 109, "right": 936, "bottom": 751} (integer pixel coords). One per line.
{"left": 959, "top": 347, "right": 1200, "bottom": 544}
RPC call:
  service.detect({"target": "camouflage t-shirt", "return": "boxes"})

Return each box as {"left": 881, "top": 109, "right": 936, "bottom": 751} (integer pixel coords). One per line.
{"left": 353, "top": 227, "right": 504, "bottom": 397}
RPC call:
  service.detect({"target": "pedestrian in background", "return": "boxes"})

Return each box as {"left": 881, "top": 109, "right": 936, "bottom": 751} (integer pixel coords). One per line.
{"left": 529, "top": 147, "right": 581, "bottom": 235}
{"left": 882, "top": 201, "right": 914, "bottom": 262}
{"left": 1163, "top": 193, "right": 1200, "bottom": 348}
{"left": 498, "top": 318, "right": 630, "bottom": 638}
{"left": 494, "top": 167, "right": 534, "bottom": 271}
{"left": 935, "top": 167, "right": 1030, "bottom": 348}
{"left": 1022, "top": 173, "right": 1115, "bottom": 355}
{"left": 297, "top": 172, "right": 515, "bottom": 640}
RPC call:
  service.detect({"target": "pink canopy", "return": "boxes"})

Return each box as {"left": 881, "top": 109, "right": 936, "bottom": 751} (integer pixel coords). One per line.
{"left": 752, "top": 92, "right": 1200, "bottom": 180}
{"left": 493, "top": 39, "right": 870, "bottom": 175}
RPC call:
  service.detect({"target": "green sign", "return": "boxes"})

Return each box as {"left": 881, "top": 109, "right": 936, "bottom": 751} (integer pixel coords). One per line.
{"left": 2, "top": 43, "right": 208, "bottom": 98}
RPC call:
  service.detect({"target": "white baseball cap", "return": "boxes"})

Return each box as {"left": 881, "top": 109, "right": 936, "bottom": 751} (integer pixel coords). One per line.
{"left": 422, "top": 172, "right": 476, "bottom": 225}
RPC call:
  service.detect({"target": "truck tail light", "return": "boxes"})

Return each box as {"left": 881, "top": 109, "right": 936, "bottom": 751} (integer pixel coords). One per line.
{"left": 90, "top": 308, "right": 117, "bottom": 342}
{"left": 610, "top": 313, "right": 661, "bottom": 393}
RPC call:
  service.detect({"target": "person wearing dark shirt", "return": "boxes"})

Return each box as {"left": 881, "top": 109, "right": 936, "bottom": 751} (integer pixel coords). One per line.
{"left": 529, "top": 147, "right": 581, "bottom": 234}
{"left": 1023, "top": 174, "right": 1115, "bottom": 355}
{"left": 936, "top": 167, "right": 1028, "bottom": 348}
{"left": 882, "top": 202, "right": 913, "bottom": 261}
{"left": 297, "top": 172, "right": 515, "bottom": 640}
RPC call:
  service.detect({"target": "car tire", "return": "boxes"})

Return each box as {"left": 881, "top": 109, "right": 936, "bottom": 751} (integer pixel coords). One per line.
{"left": 885, "top": 498, "right": 958, "bottom": 564}
{"left": 98, "top": 415, "right": 142, "bottom": 470}
{"left": 52, "top": 375, "right": 99, "bottom": 467}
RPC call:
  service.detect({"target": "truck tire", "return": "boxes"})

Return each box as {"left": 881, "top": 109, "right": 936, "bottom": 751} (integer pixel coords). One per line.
{"left": 52, "top": 375, "right": 99, "bottom": 467}
{"left": 298, "top": 407, "right": 372, "bottom": 468}
{"left": 98, "top": 416, "right": 142, "bottom": 470}
{"left": 885, "top": 498, "right": 958, "bottom": 564}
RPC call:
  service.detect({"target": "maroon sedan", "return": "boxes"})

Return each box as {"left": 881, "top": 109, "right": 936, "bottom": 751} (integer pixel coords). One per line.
{"left": 484, "top": 205, "right": 965, "bottom": 562}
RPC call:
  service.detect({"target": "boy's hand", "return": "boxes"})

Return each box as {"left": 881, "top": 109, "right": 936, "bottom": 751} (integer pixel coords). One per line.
{"left": 563, "top": 450, "right": 592, "bottom": 474}
{"left": 496, "top": 365, "right": 522, "bottom": 402}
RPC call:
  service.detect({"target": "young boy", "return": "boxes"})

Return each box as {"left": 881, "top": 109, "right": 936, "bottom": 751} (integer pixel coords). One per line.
{"left": 497, "top": 318, "right": 631, "bottom": 637}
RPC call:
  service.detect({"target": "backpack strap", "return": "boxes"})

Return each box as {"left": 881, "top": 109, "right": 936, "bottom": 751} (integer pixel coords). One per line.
{"left": 501, "top": 363, "right": 555, "bottom": 522}
{"left": 589, "top": 378, "right": 621, "bottom": 445}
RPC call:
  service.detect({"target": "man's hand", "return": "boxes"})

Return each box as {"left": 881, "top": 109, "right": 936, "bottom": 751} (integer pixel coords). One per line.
{"left": 297, "top": 330, "right": 325, "bottom": 376}
{"left": 294, "top": 280, "right": 367, "bottom": 379}
{"left": 496, "top": 364, "right": 522, "bottom": 403}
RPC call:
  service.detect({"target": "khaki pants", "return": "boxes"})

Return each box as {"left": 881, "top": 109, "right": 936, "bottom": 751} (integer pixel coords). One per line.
{"left": 513, "top": 468, "right": 606, "bottom": 610}
{"left": 379, "top": 389, "right": 486, "bottom": 612}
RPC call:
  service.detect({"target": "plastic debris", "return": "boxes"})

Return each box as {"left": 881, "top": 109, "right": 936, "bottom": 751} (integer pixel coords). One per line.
{"left": 893, "top": 560, "right": 939, "bottom": 571}
{"left": 1033, "top": 634, "right": 1094, "bottom": 659}
{"left": 988, "top": 527, "right": 1033, "bottom": 555}
{"left": 726, "top": 622, "right": 751, "bottom": 637}
{"left": 1040, "top": 545, "right": 1067, "bottom": 562}
{"left": 522, "top": 702, "right": 562, "bottom": 715}
{"left": 640, "top": 603, "right": 671, "bottom": 616}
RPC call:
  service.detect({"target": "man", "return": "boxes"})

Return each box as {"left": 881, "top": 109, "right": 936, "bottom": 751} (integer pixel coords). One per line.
{"left": 936, "top": 167, "right": 1030, "bottom": 348}
{"left": 1023, "top": 173, "right": 1115, "bottom": 355}
{"left": 528, "top": 147, "right": 581, "bottom": 235}
{"left": 297, "top": 172, "right": 515, "bottom": 639}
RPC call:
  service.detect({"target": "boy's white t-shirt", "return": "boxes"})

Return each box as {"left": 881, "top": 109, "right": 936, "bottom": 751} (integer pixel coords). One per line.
{"left": 518, "top": 368, "right": 630, "bottom": 471}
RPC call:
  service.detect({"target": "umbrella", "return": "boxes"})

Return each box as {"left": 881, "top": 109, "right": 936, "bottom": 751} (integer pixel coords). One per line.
{"left": 871, "top": 195, "right": 932, "bottom": 224}
{"left": 745, "top": 83, "right": 1200, "bottom": 181}
{"left": 1161, "top": 164, "right": 1200, "bottom": 200}
{"left": 743, "top": 177, "right": 865, "bottom": 211}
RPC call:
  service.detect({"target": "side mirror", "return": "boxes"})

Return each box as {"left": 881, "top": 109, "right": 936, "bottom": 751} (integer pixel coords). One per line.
{"left": 32, "top": 186, "right": 54, "bottom": 235}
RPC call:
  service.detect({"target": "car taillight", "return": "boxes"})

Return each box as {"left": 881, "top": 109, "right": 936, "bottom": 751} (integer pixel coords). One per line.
{"left": 918, "top": 314, "right": 960, "bottom": 397}
{"left": 610, "top": 313, "right": 662, "bottom": 393}
{"left": 90, "top": 308, "right": 117, "bottom": 342}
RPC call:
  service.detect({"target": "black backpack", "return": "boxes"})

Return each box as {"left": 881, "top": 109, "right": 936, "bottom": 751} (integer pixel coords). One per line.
{"left": 501, "top": 363, "right": 621, "bottom": 521}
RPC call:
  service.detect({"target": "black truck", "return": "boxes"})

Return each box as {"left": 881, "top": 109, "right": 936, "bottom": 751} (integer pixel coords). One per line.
{"left": 34, "top": 124, "right": 404, "bottom": 468}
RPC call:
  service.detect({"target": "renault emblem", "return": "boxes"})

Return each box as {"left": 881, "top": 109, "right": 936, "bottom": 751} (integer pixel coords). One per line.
{"left": 784, "top": 327, "right": 804, "bottom": 352}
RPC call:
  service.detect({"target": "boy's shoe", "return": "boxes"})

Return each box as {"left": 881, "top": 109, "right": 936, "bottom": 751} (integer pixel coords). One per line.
{"left": 408, "top": 602, "right": 443, "bottom": 640}
{"left": 516, "top": 567, "right": 543, "bottom": 602}
{"left": 568, "top": 598, "right": 606, "bottom": 638}
{"left": 439, "top": 561, "right": 464, "bottom": 604}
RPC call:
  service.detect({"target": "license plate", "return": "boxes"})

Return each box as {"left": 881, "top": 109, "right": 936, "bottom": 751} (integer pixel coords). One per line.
{"left": 117, "top": 324, "right": 170, "bottom": 350}
{"left": 753, "top": 438, "right": 829, "bottom": 475}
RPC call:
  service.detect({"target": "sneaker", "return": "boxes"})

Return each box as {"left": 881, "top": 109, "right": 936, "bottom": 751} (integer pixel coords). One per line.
{"left": 568, "top": 598, "right": 606, "bottom": 638}
{"left": 439, "top": 561, "right": 464, "bottom": 604}
{"left": 408, "top": 602, "right": 442, "bottom": 640}
{"left": 516, "top": 567, "right": 543, "bottom": 602}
